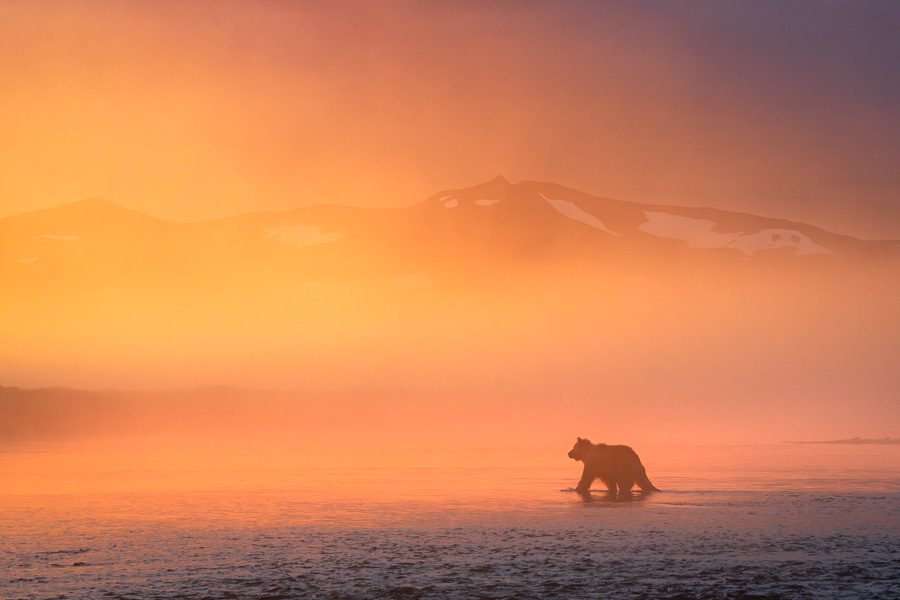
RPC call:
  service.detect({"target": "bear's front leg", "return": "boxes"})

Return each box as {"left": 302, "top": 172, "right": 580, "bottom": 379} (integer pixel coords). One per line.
{"left": 575, "top": 466, "right": 594, "bottom": 493}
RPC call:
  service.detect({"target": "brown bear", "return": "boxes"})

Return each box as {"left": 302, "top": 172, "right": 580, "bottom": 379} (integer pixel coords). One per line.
{"left": 568, "top": 437, "right": 660, "bottom": 495}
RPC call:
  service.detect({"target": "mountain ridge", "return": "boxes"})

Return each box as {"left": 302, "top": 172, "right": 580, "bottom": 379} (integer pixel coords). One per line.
{"left": 1, "top": 178, "right": 897, "bottom": 307}
{"left": 3, "top": 177, "right": 897, "bottom": 245}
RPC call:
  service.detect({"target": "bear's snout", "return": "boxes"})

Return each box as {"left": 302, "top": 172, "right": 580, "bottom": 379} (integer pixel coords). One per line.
{"left": 567, "top": 450, "right": 576, "bottom": 459}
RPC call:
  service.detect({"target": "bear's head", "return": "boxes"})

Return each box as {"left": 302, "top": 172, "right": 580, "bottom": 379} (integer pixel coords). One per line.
{"left": 567, "top": 437, "right": 593, "bottom": 461}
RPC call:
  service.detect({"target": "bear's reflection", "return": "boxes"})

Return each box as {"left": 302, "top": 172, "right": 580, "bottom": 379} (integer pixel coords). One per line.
{"left": 575, "top": 489, "right": 652, "bottom": 505}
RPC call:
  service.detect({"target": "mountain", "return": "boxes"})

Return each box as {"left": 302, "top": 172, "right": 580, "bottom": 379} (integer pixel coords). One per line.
{"left": 3, "top": 177, "right": 898, "bottom": 368}
{"left": 2, "top": 177, "right": 897, "bottom": 297}
{"left": 2, "top": 180, "right": 897, "bottom": 431}
{"left": 420, "top": 176, "right": 897, "bottom": 259}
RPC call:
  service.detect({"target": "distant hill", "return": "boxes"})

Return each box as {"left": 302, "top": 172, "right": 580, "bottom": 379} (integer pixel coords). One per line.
{"left": 788, "top": 437, "right": 900, "bottom": 445}
{"left": 0, "top": 386, "right": 278, "bottom": 442}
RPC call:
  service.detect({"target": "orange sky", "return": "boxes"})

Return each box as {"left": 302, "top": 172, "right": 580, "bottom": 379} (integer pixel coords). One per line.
{"left": 2, "top": 1, "right": 899, "bottom": 237}
{"left": 1, "top": 2, "right": 898, "bottom": 447}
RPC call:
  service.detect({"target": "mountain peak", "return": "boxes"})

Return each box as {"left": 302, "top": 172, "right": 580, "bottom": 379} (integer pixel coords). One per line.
{"left": 426, "top": 175, "right": 517, "bottom": 207}
{"left": 0, "top": 197, "right": 167, "bottom": 230}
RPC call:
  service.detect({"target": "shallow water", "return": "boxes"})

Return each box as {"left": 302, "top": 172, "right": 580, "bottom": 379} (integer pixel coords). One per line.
{"left": 2, "top": 443, "right": 898, "bottom": 599}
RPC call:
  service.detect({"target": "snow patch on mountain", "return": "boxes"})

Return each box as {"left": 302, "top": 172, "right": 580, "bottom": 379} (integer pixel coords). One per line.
{"left": 36, "top": 234, "right": 81, "bottom": 241}
{"left": 639, "top": 213, "right": 736, "bottom": 248}
{"left": 727, "top": 229, "right": 831, "bottom": 255}
{"left": 538, "top": 193, "right": 617, "bottom": 235}
{"left": 265, "top": 226, "right": 345, "bottom": 247}
{"left": 438, "top": 195, "right": 498, "bottom": 208}
{"left": 639, "top": 212, "right": 831, "bottom": 255}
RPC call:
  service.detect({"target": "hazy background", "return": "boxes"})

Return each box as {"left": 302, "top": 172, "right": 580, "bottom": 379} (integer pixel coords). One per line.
{"left": 1, "top": 1, "right": 898, "bottom": 451}
{"left": 2, "top": 0, "right": 899, "bottom": 237}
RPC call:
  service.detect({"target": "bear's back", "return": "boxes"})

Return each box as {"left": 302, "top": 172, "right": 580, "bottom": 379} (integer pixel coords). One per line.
{"left": 607, "top": 444, "right": 639, "bottom": 458}
{"left": 587, "top": 444, "right": 641, "bottom": 465}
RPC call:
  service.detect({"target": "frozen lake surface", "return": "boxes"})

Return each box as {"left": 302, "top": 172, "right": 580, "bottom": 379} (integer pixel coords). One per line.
{"left": 2, "top": 443, "right": 898, "bottom": 599}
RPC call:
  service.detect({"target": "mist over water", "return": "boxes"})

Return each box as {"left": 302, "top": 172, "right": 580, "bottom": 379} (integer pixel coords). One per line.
{"left": 2, "top": 442, "right": 898, "bottom": 598}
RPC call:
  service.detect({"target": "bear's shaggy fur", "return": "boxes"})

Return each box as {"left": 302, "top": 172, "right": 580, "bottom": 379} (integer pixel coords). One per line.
{"left": 568, "top": 437, "right": 660, "bottom": 495}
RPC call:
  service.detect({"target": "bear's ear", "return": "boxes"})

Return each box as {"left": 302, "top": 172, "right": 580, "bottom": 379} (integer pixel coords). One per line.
{"left": 576, "top": 437, "right": 584, "bottom": 442}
